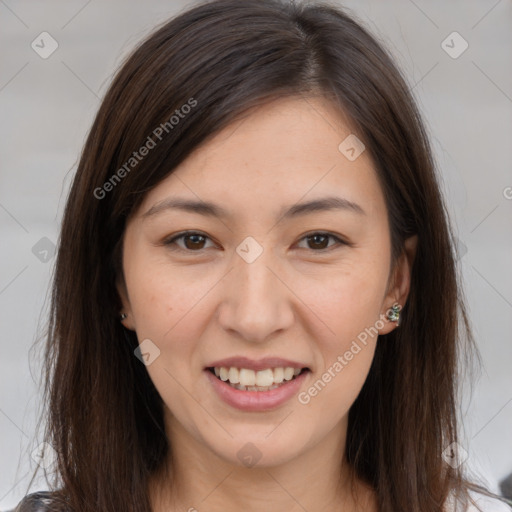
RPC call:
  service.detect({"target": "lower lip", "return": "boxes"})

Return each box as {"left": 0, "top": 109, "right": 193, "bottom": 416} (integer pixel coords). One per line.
{"left": 205, "top": 369, "right": 309, "bottom": 412}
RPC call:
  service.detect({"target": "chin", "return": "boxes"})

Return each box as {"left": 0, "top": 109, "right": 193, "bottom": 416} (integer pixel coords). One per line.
{"left": 206, "top": 431, "right": 310, "bottom": 469}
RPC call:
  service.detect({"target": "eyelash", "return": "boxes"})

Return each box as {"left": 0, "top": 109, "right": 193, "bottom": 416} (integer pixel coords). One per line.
{"left": 162, "top": 230, "right": 350, "bottom": 253}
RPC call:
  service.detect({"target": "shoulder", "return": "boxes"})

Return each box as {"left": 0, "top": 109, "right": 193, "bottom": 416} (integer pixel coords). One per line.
{"left": 4, "top": 491, "right": 67, "bottom": 512}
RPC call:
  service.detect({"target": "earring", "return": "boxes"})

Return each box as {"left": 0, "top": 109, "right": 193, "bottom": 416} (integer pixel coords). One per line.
{"left": 386, "top": 303, "right": 402, "bottom": 326}
{"left": 120, "top": 313, "right": 127, "bottom": 321}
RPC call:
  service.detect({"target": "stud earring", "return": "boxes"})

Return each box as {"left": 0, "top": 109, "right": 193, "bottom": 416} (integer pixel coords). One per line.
{"left": 120, "top": 313, "right": 127, "bottom": 321}
{"left": 386, "top": 303, "right": 402, "bottom": 326}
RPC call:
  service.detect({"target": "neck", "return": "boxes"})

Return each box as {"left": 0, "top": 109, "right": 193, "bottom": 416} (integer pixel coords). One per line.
{"left": 149, "top": 409, "right": 377, "bottom": 512}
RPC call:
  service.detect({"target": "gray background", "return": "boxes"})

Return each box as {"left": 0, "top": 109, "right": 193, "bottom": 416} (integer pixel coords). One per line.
{"left": 1, "top": 0, "right": 511, "bottom": 509}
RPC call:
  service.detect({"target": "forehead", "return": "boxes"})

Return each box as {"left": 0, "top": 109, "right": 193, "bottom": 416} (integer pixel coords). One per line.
{"left": 138, "top": 96, "right": 386, "bottom": 222}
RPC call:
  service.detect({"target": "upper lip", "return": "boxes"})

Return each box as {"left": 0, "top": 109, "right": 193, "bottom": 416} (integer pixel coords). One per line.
{"left": 206, "top": 356, "right": 310, "bottom": 372}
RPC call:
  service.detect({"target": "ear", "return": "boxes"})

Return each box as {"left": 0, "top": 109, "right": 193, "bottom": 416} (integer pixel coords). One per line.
{"left": 378, "top": 235, "right": 418, "bottom": 335}
{"left": 116, "top": 274, "right": 136, "bottom": 331}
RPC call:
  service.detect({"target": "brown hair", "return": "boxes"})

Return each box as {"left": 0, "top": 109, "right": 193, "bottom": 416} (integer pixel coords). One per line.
{"left": 27, "top": 0, "right": 503, "bottom": 510}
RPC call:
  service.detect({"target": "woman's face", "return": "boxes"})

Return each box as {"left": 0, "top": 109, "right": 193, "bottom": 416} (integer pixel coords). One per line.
{"left": 119, "top": 96, "right": 414, "bottom": 468}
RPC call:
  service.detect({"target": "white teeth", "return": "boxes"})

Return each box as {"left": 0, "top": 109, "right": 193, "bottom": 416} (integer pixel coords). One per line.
{"left": 283, "top": 367, "right": 295, "bottom": 381}
{"left": 211, "top": 366, "right": 306, "bottom": 388}
{"left": 255, "top": 369, "right": 274, "bottom": 387}
{"left": 219, "top": 367, "right": 229, "bottom": 381}
{"left": 239, "top": 368, "right": 256, "bottom": 387}
{"left": 235, "top": 382, "right": 281, "bottom": 391}
{"left": 228, "top": 367, "right": 240, "bottom": 384}
{"left": 273, "top": 367, "right": 284, "bottom": 383}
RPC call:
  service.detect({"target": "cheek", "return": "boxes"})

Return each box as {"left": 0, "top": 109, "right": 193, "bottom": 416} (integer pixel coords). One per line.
{"left": 307, "top": 254, "right": 389, "bottom": 346}
{"left": 299, "top": 279, "right": 381, "bottom": 417}
{"left": 300, "top": 339, "right": 376, "bottom": 427}
{"left": 124, "top": 261, "right": 212, "bottom": 413}
{"left": 126, "top": 254, "right": 212, "bottom": 339}
{"left": 124, "top": 256, "right": 223, "bottom": 398}
{"left": 298, "top": 254, "right": 387, "bottom": 406}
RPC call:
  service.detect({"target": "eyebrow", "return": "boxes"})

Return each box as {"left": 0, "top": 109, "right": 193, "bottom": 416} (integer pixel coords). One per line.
{"left": 142, "top": 195, "right": 366, "bottom": 220}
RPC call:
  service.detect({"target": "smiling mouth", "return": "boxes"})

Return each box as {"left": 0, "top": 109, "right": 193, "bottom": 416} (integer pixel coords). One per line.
{"left": 207, "top": 366, "right": 310, "bottom": 392}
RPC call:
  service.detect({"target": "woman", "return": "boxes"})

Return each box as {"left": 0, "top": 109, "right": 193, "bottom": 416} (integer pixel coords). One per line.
{"left": 10, "top": 0, "right": 511, "bottom": 511}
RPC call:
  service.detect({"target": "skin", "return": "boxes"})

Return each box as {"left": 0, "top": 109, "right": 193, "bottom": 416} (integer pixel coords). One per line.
{"left": 118, "top": 95, "right": 417, "bottom": 512}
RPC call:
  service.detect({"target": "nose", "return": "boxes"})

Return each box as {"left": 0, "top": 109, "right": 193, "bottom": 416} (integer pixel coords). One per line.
{"left": 216, "top": 246, "right": 295, "bottom": 344}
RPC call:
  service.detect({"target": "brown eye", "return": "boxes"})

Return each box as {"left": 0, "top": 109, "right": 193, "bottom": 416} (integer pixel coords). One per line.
{"left": 182, "top": 234, "right": 207, "bottom": 250}
{"left": 164, "top": 232, "right": 215, "bottom": 251}
{"left": 307, "top": 233, "right": 330, "bottom": 250}
{"left": 297, "top": 232, "right": 347, "bottom": 252}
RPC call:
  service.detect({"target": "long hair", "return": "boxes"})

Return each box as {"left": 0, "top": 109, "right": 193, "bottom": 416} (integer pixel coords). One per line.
{"left": 28, "top": 0, "right": 501, "bottom": 510}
